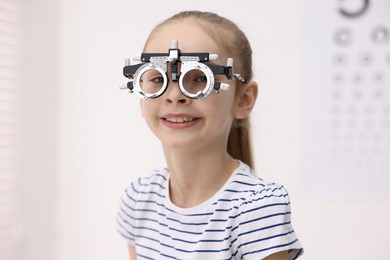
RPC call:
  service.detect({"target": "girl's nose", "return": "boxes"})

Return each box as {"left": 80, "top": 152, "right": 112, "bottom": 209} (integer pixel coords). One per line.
{"left": 164, "top": 81, "right": 191, "bottom": 105}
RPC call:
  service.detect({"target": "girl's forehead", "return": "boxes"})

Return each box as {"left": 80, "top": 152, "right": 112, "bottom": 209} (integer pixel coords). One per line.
{"left": 144, "top": 22, "right": 221, "bottom": 54}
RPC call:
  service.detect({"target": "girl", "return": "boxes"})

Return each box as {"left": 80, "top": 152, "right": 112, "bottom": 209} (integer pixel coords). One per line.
{"left": 117, "top": 11, "right": 303, "bottom": 260}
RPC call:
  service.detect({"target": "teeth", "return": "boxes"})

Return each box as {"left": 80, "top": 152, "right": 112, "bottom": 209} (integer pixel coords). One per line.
{"left": 166, "top": 117, "right": 193, "bottom": 123}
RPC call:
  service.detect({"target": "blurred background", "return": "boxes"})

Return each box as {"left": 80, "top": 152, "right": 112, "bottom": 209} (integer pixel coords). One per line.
{"left": 0, "top": 0, "right": 389, "bottom": 259}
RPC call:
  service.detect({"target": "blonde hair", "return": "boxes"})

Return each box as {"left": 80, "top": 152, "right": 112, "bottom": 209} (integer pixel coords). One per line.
{"left": 146, "top": 11, "right": 255, "bottom": 168}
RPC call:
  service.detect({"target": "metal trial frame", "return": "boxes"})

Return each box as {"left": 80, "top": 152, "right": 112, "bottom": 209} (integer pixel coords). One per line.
{"left": 120, "top": 40, "right": 246, "bottom": 100}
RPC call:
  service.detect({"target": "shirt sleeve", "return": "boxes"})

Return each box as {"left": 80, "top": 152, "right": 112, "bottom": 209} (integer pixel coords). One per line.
{"left": 116, "top": 180, "right": 138, "bottom": 245}
{"left": 236, "top": 184, "right": 303, "bottom": 259}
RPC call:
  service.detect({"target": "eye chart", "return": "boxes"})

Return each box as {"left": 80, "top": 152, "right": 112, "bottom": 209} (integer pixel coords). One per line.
{"left": 300, "top": 0, "right": 390, "bottom": 199}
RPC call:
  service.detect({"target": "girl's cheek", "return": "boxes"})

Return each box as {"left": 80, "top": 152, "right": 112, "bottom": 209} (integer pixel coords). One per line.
{"left": 140, "top": 100, "right": 145, "bottom": 118}
{"left": 140, "top": 100, "right": 150, "bottom": 118}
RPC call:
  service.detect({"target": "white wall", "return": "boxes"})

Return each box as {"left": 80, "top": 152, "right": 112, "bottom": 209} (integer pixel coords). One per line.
{"left": 21, "top": 0, "right": 58, "bottom": 259}
{"left": 22, "top": 0, "right": 390, "bottom": 259}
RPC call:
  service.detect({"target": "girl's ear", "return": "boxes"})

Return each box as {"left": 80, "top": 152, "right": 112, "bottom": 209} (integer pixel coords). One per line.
{"left": 233, "top": 81, "right": 258, "bottom": 119}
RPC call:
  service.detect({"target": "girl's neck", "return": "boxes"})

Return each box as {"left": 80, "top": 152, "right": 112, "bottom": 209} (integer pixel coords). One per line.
{"left": 162, "top": 145, "right": 238, "bottom": 208}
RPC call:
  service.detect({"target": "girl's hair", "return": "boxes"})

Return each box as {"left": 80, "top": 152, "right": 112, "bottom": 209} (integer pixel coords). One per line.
{"left": 146, "top": 11, "right": 255, "bottom": 168}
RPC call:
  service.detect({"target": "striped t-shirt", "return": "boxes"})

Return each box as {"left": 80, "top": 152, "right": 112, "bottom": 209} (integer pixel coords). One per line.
{"left": 116, "top": 161, "right": 303, "bottom": 259}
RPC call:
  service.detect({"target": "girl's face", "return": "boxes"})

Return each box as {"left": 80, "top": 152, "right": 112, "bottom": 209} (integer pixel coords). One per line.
{"left": 140, "top": 21, "right": 241, "bottom": 152}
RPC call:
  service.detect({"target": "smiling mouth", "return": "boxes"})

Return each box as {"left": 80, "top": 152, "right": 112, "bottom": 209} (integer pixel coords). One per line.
{"left": 164, "top": 117, "right": 194, "bottom": 123}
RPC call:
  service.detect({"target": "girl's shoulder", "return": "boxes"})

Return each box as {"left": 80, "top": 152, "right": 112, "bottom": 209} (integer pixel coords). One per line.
{"left": 226, "top": 161, "right": 292, "bottom": 208}
{"left": 227, "top": 162, "right": 303, "bottom": 259}
{"left": 124, "top": 168, "right": 169, "bottom": 198}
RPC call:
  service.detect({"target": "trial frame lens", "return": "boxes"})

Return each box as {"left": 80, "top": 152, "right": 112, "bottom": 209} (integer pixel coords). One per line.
{"left": 179, "top": 62, "right": 215, "bottom": 100}
{"left": 133, "top": 63, "right": 168, "bottom": 100}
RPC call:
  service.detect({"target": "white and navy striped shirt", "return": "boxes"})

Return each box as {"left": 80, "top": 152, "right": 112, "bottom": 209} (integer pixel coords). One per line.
{"left": 116, "top": 161, "right": 303, "bottom": 259}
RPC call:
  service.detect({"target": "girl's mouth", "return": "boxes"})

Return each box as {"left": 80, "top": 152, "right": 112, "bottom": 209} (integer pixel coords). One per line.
{"left": 161, "top": 114, "right": 200, "bottom": 129}
{"left": 165, "top": 117, "right": 194, "bottom": 123}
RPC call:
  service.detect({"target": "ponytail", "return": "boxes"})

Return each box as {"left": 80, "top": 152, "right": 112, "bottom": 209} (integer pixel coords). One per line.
{"left": 227, "top": 118, "right": 254, "bottom": 169}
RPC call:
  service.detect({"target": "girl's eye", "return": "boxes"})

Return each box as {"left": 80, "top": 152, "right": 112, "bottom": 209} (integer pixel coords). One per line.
{"left": 194, "top": 75, "right": 207, "bottom": 83}
{"left": 152, "top": 77, "right": 164, "bottom": 83}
